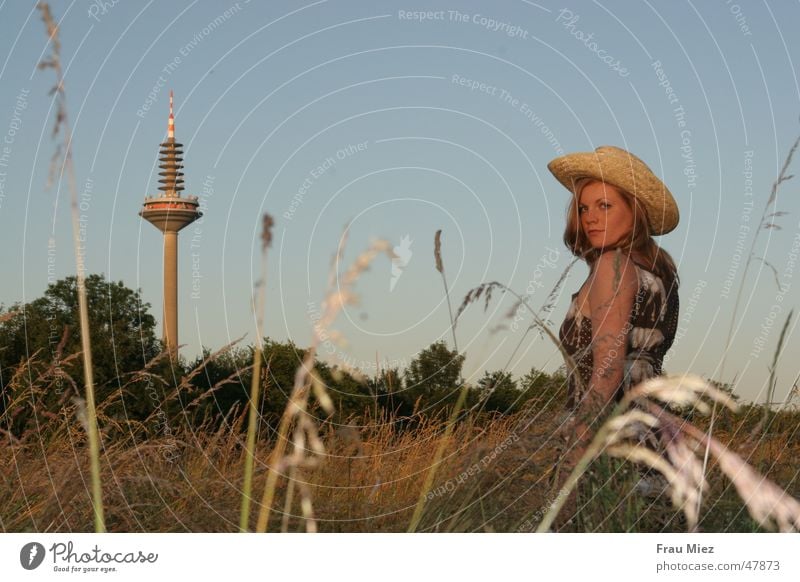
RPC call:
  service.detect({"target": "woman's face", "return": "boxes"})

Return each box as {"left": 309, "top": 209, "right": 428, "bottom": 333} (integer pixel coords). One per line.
{"left": 577, "top": 180, "right": 635, "bottom": 249}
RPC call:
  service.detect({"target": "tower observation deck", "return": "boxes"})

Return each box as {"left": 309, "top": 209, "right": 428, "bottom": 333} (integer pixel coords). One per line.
{"left": 139, "top": 91, "right": 202, "bottom": 354}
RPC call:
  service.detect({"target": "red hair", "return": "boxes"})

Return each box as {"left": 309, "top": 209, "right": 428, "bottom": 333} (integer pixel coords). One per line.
{"left": 563, "top": 179, "right": 680, "bottom": 291}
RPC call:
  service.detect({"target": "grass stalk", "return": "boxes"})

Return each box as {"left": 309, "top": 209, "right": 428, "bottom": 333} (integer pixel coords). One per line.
{"left": 407, "top": 236, "right": 580, "bottom": 531}
{"left": 720, "top": 133, "right": 799, "bottom": 384}
{"left": 280, "top": 467, "right": 297, "bottom": 532}
{"left": 761, "top": 310, "right": 793, "bottom": 431}
{"left": 458, "top": 282, "right": 584, "bottom": 399}
{"left": 536, "top": 400, "right": 626, "bottom": 531}
{"left": 407, "top": 381, "right": 470, "bottom": 532}
{"left": 707, "top": 134, "right": 799, "bottom": 519}
{"left": 434, "top": 230, "right": 458, "bottom": 353}
{"left": 255, "top": 236, "right": 392, "bottom": 532}
{"left": 36, "top": 2, "right": 105, "bottom": 532}
{"left": 239, "top": 215, "right": 273, "bottom": 531}
{"left": 406, "top": 231, "right": 467, "bottom": 532}
{"left": 407, "top": 237, "right": 584, "bottom": 531}
{"left": 255, "top": 373, "right": 305, "bottom": 532}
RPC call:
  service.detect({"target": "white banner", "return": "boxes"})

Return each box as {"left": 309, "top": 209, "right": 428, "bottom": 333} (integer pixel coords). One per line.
{"left": 1, "top": 533, "right": 797, "bottom": 580}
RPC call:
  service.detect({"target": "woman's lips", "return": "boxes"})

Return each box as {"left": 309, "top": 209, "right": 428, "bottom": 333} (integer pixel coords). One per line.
{"left": 588, "top": 230, "right": 603, "bottom": 235}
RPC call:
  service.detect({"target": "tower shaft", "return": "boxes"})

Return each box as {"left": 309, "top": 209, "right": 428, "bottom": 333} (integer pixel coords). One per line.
{"left": 163, "top": 231, "right": 179, "bottom": 353}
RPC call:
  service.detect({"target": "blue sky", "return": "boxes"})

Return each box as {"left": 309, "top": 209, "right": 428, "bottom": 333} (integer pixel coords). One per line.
{"left": 0, "top": 0, "right": 798, "bottom": 403}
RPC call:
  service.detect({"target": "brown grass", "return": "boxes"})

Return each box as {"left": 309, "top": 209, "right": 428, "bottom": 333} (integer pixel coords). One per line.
{"left": 4, "top": 395, "right": 794, "bottom": 532}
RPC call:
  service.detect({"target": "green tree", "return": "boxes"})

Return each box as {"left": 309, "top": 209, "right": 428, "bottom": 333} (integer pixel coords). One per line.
{"left": 185, "top": 339, "right": 376, "bottom": 428}
{"left": 181, "top": 345, "right": 254, "bottom": 426}
{"left": 520, "top": 368, "right": 568, "bottom": 412}
{"left": 403, "top": 341, "right": 465, "bottom": 416}
{"left": 0, "top": 274, "right": 160, "bottom": 431}
{"left": 0, "top": 274, "right": 159, "bottom": 383}
{"left": 476, "top": 370, "right": 520, "bottom": 414}
{"left": 368, "top": 367, "right": 403, "bottom": 415}
{"left": 187, "top": 339, "right": 304, "bottom": 425}
{"left": 319, "top": 364, "right": 375, "bottom": 422}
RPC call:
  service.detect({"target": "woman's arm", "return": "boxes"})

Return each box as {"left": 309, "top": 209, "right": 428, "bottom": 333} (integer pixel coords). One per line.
{"left": 571, "top": 250, "right": 638, "bottom": 448}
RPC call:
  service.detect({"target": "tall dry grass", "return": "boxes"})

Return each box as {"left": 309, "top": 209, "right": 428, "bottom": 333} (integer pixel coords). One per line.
{"left": 252, "top": 234, "right": 394, "bottom": 532}
{"left": 704, "top": 131, "right": 800, "bottom": 521}
{"left": 3, "top": 379, "right": 797, "bottom": 532}
{"left": 36, "top": 1, "right": 104, "bottom": 532}
{"left": 239, "top": 214, "right": 273, "bottom": 532}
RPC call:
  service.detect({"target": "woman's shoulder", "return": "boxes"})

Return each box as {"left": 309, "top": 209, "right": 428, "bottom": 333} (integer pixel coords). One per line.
{"left": 590, "top": 249, "right": 641, "bottom": 276}
{"left": 589, "top": 250, "right": 641, "bottom": 290}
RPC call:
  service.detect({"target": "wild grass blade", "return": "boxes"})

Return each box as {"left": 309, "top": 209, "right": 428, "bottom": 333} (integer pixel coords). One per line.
{"left": 36, "top": 2, "right": 105, "bottom": 532}
{"left": 407, "top": 381, "right": 470, "bottom": 532}
{"left": 710, "top": 131, "right": 799, "bottom": 523}
{"left": 435, "top": 230, "right": 458, "bottom": 353}
{"left": 255, "top": 236, "right": 392, "bottom": 532}
{"left": 239, "top": 215, "right": 273, "bottom": 532}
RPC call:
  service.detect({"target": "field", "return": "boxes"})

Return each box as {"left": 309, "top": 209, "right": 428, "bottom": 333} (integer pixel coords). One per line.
{"left": 2, "top": 371, "right": 798, "bottom": 533}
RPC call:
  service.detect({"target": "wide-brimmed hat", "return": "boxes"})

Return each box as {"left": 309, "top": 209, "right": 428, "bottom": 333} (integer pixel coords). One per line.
{"left": 547, "top": 145, "right": 679, "bottom": 235}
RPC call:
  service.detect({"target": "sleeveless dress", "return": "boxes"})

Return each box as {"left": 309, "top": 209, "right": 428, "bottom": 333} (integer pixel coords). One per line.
{"left": 558, "top": 260, "right": 680, "bottom": 409}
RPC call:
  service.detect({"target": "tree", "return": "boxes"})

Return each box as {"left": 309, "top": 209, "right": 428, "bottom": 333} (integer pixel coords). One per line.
{"left": 402, "top": 341, "right": 465, "bottom": 416}
{"left": 0, "top": 274, "right": 160, "bottom": 430}
{"left": 476, "top": 370, "right": 520, "bottom": 414}
{"left": 186, "top": 338, "right": 303, "bottom": 426}
{"left": 318, "top": 364, "right": 375, "bottom": 422}
{"left": 520, "top": 368, "right": 568, "bottom": 412}
{"left": 181, "top": 345, "right": 254, "bottom": 426}
{"left": 0, "top": 274, "right": 159, "bottom": 384}
{"left": 185, "top": 339, "right": 377, "bottom": 429}
{"left": 368, "top": 367, "right": 403, "bottom": 415}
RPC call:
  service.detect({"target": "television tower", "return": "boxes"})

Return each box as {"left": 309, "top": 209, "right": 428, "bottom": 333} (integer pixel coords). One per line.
{"left": 139, "top": 91, "right": 202, "bottom": 354}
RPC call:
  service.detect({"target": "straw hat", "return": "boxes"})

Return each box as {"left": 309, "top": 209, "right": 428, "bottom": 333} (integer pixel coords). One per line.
{"left": 547, "top": 146, "right": 679, "bottom": 235}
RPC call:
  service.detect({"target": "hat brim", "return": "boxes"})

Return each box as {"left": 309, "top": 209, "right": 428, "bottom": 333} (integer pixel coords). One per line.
{"left": 548, "top": 146, "right": 679, "bottom": 236}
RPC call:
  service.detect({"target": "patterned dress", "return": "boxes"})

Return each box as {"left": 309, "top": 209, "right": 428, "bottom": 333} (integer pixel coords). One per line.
{"left": 559, "top": 259, "right": 680, "bottom": 409}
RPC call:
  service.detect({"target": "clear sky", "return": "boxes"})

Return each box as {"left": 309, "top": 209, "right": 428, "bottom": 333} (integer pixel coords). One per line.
{"left": 0, "top": 0, "right": 798, "bottom": 403}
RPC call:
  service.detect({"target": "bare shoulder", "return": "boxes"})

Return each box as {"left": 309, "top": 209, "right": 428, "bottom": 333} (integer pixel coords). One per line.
{"left": 590, "top": 250, "right": 638, "bottom": 293}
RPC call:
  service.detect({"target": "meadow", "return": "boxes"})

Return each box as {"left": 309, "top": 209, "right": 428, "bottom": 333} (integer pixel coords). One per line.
{"left": 1, "top": 322, "right": 798, "bottom": 533}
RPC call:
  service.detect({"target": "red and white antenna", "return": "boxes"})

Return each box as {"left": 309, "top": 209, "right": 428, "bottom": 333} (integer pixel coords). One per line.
{"left": 167, "top": 90, "right": 175, "bottom": 139}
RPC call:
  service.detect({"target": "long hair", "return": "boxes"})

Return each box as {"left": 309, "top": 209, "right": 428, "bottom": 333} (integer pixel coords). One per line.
{"left": 563, "top": 178, "right": 680, "bottom": 292}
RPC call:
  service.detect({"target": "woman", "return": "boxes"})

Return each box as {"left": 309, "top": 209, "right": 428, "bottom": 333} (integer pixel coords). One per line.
{"left": 547, "top": 145, "right": 680, "bottom": 474}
